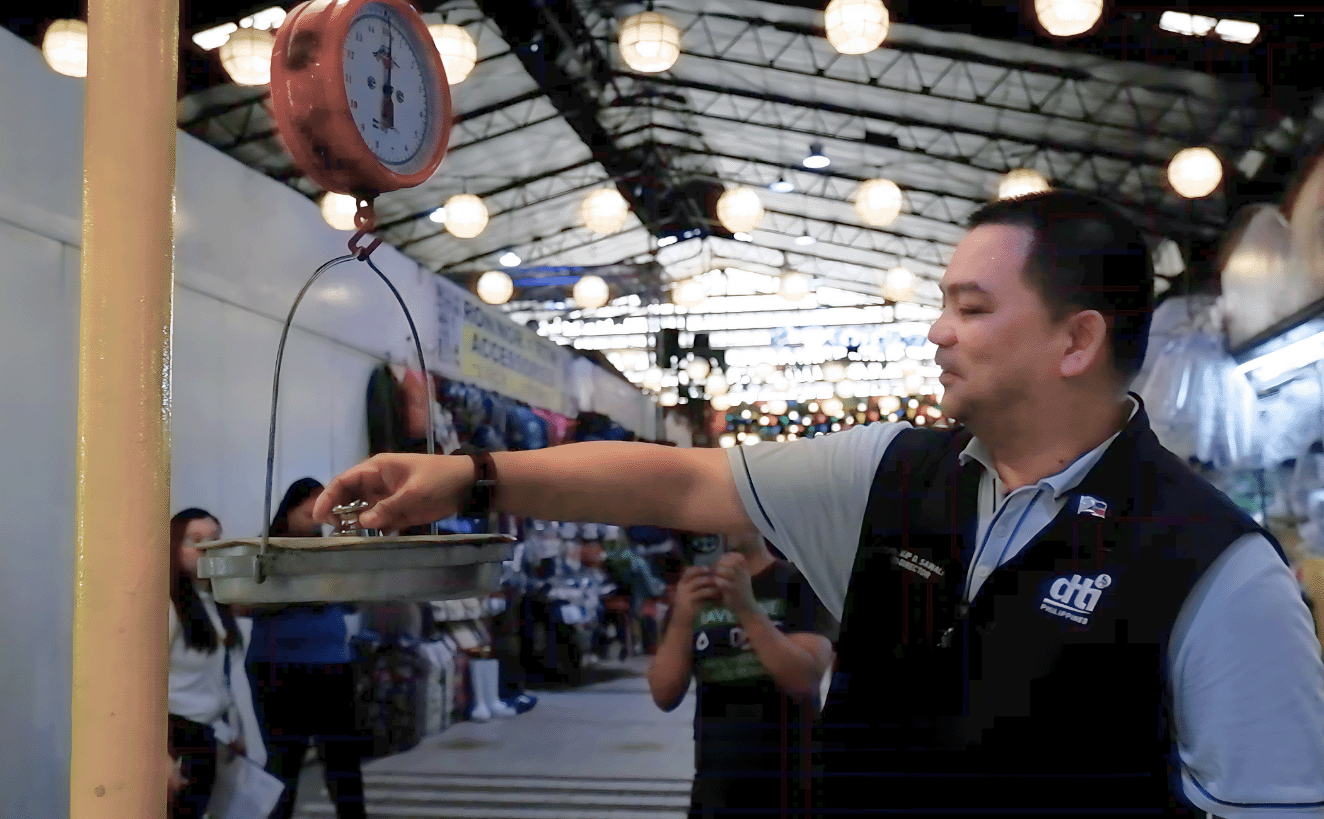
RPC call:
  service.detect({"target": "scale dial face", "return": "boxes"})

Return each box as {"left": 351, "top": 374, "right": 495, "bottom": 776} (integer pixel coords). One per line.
{"left": 269, "top": 0, "right": 452, "bottom": 195}
{"left": 341, "top": 2, "right": 437, "bottom": 177}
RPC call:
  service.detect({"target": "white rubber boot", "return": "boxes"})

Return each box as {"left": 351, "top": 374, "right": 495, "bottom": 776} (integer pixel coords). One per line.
{"left": 469, "top": 659, "right": 491, "bottom": 722}
{"left": 478, "top": 658, "right": 516, "bottom": 718}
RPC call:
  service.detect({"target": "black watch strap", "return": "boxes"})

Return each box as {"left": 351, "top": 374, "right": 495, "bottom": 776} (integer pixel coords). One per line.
{"left": 461, "top": 451, "right": 498, "bottom": 518}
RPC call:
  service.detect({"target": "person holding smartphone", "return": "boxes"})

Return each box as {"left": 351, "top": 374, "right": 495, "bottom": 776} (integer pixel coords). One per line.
{"left": 647, "top": 533, "right": 838, "bottom": 819}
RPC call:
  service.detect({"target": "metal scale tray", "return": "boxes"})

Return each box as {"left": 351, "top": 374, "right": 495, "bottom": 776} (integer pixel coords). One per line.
{"left": 199, "top": 534, "right": 514, "bottom": 604}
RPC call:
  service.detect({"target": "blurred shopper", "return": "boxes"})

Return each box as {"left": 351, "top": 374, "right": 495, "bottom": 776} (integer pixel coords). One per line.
{"left": 648, "top": 534, "right": 837, "bottom": 819}
{"left": 166, "top": 508, "right": 254, "bottom": 819}
{"left": 246, "top": 478, "right": 368, "bottom": 819}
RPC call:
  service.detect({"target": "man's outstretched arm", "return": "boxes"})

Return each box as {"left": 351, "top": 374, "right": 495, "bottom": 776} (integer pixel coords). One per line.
{"left": 313, "top": 442, "right": 759, "bottom": 535}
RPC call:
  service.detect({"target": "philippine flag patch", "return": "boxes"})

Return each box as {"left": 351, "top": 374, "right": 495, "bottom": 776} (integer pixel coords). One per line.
{"left": 1077, "top": 495, "right": 1108, "bottom": 518}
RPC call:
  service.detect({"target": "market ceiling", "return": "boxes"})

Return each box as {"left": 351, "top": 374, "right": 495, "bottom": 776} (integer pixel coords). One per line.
{"left": 9, "top": 1, "right": 1324, "bottom": 382}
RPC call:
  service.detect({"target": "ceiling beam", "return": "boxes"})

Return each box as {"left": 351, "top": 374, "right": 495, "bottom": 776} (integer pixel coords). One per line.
{"left": 474, "top": 0, "right": 701, "bottom": 238}
{"left": 655, "top": 12, "right": 1254, "bottom": 154}
{"left": 629, "top": 78, "right": 1224, "bottom": 238}
{"left": 377, "top": 157, "right": 601, "bottom": 235}
{"left": 658, "top": 144, "right": 974, "bottom": 236}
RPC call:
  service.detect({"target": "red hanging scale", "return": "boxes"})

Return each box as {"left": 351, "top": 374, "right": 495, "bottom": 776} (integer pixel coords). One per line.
{"left": 197, "top": 1, "right": 515, "bottom": 604}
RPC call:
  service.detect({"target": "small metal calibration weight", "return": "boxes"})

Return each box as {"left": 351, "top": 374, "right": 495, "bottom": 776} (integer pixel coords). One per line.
{"left": 194, "top": 0, "right": 513, "bottom": 604}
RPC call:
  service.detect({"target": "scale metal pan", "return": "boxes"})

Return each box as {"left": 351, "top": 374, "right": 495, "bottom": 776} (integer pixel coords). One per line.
{"left": 196, "top": 534, "right": 516, "bottom": 604}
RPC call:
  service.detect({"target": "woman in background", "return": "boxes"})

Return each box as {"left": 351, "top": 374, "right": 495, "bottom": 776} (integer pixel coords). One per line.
{"left": 246, "top": 478, "right": 368, "bottom": 819}
{"left": 167, "top": 508, "right": 253, "bottom": 819}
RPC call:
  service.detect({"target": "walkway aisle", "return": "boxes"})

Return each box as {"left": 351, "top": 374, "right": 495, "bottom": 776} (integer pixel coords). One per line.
{"left": 293, "top": 656, "right": 694, "bottom": 819}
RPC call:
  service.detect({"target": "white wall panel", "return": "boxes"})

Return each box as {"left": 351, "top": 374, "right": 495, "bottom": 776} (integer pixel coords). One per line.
{"left": 171, "top": 286, "right": 229, "bottom": 517}
{"left": 0, "top": 221, "right": 76, "bottom": 819}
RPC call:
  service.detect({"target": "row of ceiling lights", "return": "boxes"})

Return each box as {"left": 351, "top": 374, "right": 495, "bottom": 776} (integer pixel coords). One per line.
{"left": 616, "top": 0, "right": 1109, "bottom": 73}
{"left": 39, "top": 1, "right": 1225, "bottom": 316}
{"left": 41, "top": 9, "right": 483, "bottom": 88}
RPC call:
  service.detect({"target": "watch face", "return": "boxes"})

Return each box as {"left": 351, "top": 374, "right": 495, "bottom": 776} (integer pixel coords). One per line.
{"left": 342, "top": 1, "right": 440, "bottom": 176}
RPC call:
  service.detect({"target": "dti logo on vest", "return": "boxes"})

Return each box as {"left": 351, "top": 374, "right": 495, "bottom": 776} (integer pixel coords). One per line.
{"left": 1039, "top": 573, "right": 1111, "bottom": 625}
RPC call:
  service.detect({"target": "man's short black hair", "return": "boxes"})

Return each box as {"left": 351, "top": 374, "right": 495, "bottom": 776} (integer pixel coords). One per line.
{"left": 967, "top": 190, "right": 1154, "bottom": 381}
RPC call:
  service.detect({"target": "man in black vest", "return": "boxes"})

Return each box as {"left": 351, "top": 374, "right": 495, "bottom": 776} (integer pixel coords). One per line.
{"left": 316, "top": 191, "right": 1324, "bottom": 817}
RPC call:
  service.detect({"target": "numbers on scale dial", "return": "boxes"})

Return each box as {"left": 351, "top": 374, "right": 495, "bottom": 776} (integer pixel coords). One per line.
{"left": 342, "top": 3, "right": 432, "bottom": 170}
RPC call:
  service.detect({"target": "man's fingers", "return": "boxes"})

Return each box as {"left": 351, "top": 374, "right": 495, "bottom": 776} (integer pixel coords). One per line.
{"left": 358, "top": 493, "right": 398, "bottom": 530}
{"left": 317, "top": 460, "right": 396, "bottom": 525}
{"left": 315, "top": 466, "right": 372, "bottom": 524}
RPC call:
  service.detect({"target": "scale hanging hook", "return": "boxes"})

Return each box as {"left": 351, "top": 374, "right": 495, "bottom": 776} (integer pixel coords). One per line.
{"left": 348, "top": 195, "right": 383, "bottom": 260}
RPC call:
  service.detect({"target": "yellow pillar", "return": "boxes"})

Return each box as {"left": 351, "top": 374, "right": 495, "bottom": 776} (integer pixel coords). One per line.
{"left": 70, "top": 0, "right": 178, "bottom": 815}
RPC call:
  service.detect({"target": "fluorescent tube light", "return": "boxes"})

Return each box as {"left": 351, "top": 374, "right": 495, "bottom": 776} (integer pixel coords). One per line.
{"left": 1214, "top": 18, "right": 1260, "bottom": 44}
{"left": 1236, "top": 329, "right": 1324, "bottom": 384}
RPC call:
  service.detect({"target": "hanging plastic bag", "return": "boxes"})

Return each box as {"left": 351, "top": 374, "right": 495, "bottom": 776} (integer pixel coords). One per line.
{"left": 1133, "top": 295, "right": 1259, "bottom": 470}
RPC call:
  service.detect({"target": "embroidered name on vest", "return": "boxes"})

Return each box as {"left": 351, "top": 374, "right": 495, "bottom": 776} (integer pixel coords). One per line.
{"left": 895, "top": 549, "right": 945, "bottom": 580}
{"left": 1039, "top": 572, "right": 1112, "bottom": 625}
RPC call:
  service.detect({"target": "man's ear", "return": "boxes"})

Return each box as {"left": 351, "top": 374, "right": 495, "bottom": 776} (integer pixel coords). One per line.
{"left": 1059, "top": 310, "right": 1110, "bottom": 379}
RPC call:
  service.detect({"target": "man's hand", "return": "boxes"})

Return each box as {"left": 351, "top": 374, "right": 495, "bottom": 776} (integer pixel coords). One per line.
{"left": 166, "top": 756, "right": 188, "bottom": 795}
{"left": 314, "top": 453, "right": 474, "bottom": 531}
{"left": 672, "top": 566, "right": 719, "bottom": 624}
{"left": 713, "top": 553, "right": 758, "bottom": 615}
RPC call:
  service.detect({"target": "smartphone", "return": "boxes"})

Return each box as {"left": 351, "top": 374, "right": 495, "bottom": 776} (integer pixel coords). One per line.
{"left": 690, "top": 534, "right": 725, "bottom": 568}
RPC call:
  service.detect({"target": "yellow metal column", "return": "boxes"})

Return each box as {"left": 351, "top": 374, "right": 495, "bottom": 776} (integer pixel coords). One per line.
{"left": 70, "top": 0, "right": 179, "bottom": 815}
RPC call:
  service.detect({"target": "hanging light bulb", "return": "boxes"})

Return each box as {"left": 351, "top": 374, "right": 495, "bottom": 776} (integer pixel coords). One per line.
{"left": 219, "top": 27, "right": 275, "bottom": 86}
{"left": 854, "top": 179, "right": 903, "bottom": 226}
{"left": 822, "top": 360, "right": 848, "bottom": 383}
{"left": 580, "top": 188, "right": 630, "bottom": 234}
{"left": 444, "top": 194, "right": 488, "bottom": 238}
{"left": 686, "top": 358, "right": 712, "bottom": 381}
{"left": 719, "top": 433, "right": 737, "bottom": 448}
{"left": 998, "top": 168, "right": 1051, "bottom": 200}
{"left": 674, "top": 278, "right": 708, "bottom": 309}
{"left": 320, "top": 193, "right": 359, "bottom": 231}
{"left": 803, "top": 143, "right": 831, "bottom": 169}
{"left": 824, "top": 0, "right": 890, "bottom": 55}
{"left": 43, "top": 19, "right": 88, "bottom": 77}
{"left": 642, "top": 366, "right": 664, "bottom": 391}
{"left": 476, "top": 271, "right": 514, "bottom": 305}
{"left": 883, "top": 267, "right": 915, "bottom": 302}
{"left": 707, "top": 372, "right": 729, "bottom": 396}
{"left": 1168, "top": 147, "right": 1222, "bottom": 199}
{"left": 779, "top": 271, "right": 812, "bottom": 302}
{"left": 712, "top": 395, "right": 733, "bottom": 412}
{"left": 618, "top": 11, "right": 681, "bottom": 73}
{"left": 823, "top": 398, "right": 846, "bottom": 418}
{"left": 836, "top": 379, "right": 857, "bottom": 399}
{"left": 1035, "top": 0, "right": 1104, "bottom": 38}
{"left": 572, "top": 275, "right": 611, "bottom": 309}
{"left": 659, "top": 390, "right": 680, "bottom": 407}
{"left": 427, "top": 24, "right": 478, "bottom": 84}
{"left": 880, "top": 396, "right": 902, "bottom": 414}
{"left": 717, "top": 187, "right": 765, "bottom": 234}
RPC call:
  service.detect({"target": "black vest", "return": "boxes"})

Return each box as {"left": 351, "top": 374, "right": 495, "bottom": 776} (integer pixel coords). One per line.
{"left": 819, "top": 396, "right": 1285, "bottom": 815}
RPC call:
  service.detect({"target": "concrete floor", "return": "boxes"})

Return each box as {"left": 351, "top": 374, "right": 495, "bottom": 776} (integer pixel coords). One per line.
{"left": 291, "top": 656, "right": 695, "bottom": 818}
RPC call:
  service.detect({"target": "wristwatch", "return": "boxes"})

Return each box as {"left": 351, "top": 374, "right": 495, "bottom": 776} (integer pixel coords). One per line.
{"left": 461, "top": 451, "right": 498, "bottom": 518}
